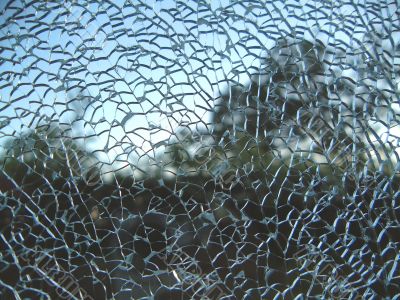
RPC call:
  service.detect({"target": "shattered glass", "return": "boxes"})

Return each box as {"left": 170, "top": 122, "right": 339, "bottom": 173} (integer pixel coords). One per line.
{"left": 0, "top": 0, "right": 399, "bottom": 299}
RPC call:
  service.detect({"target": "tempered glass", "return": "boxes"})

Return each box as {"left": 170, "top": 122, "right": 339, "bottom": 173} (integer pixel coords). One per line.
{"left": 0, "top": 0, "right": 399, "bottom": 299}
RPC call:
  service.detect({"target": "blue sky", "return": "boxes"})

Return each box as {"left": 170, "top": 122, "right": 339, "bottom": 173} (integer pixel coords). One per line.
{"left": 0, "top": 0, "right": 399, "bottom": 178}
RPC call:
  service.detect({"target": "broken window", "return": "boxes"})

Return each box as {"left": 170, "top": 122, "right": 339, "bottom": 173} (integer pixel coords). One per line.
{"left": 0, "top": 0, "right": 399, "bottom": 299}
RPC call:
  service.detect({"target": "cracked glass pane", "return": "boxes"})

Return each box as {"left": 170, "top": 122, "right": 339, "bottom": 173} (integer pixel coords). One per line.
{"left": 0, "top": 0, "right": 399, "bottom": 299}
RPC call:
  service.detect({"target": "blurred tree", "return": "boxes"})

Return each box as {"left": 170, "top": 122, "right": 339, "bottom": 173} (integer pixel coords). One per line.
{"left": 0, "top": 123, "right": 99, "bottom": 192}
{"left": 162, "top": 37, "right": 385, "bottom": 199}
